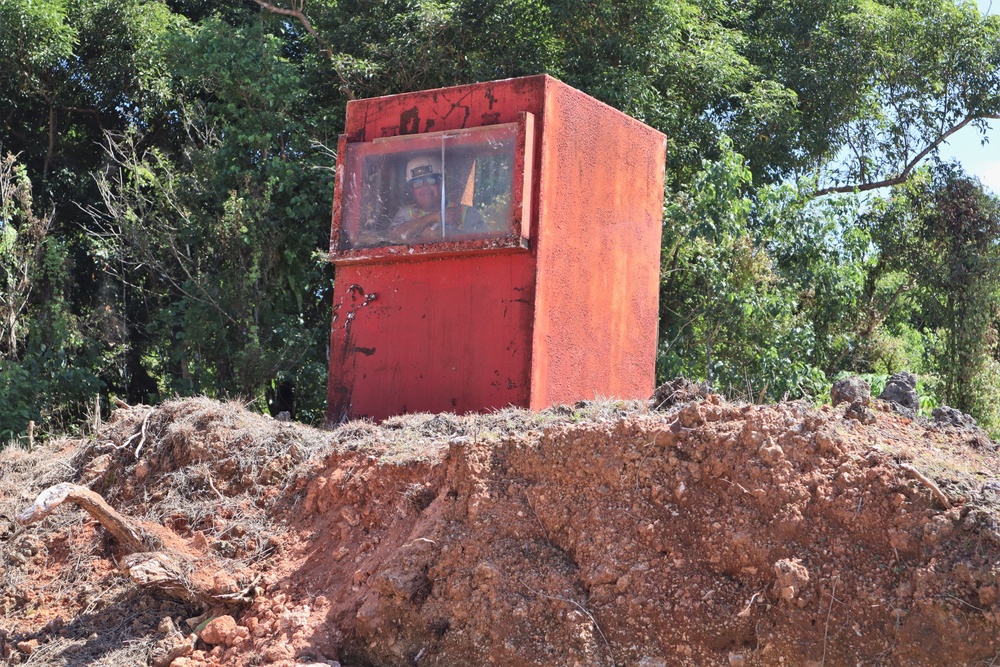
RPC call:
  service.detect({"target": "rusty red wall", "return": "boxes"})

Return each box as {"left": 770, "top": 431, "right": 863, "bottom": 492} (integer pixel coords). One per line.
{"left": 327, "top": 78, "right": 546, "bottom": 422}
{"left": 343, "top": 76, "right": 547, "bottom": 142}
{"left": 326, "top": 253, "right": 534, "bottom": 422}
{"left": 529, "top": 80, "right": 666, "bottom": 409}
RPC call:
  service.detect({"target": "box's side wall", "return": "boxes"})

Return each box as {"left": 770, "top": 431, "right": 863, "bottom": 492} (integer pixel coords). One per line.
{"left": 327, "top": 254, "right": 535, "bottom": 423}
{"left": 530, "top": 80, "right": 667, "bottom": 409}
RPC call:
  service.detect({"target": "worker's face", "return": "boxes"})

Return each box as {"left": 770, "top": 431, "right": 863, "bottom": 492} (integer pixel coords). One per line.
{"left": 410, "top": 175, "right": 441, "bottom": 211}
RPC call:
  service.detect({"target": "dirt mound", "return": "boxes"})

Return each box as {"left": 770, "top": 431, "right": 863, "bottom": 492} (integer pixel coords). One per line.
{"left": 3, "top": 395, "right": 1000, "bottom": 666}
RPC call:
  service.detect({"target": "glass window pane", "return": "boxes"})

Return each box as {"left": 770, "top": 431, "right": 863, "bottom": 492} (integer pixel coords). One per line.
{"left": 338, "top": 124, "right": 517, "bottom": 250}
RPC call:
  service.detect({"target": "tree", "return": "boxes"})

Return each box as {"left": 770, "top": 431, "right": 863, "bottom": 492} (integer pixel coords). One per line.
{"left": 86, "top": 16, "right": 337, "bottom": 419}
{"left": 253, "top": 0, "right": 801, "bottom": 184}
{"left": 659, "top": 139, "right": 830, "bottom": 400}
{"left": 726, "top": 0, "right": 1000, "bottom": 193}
{"left": 864, "top": 163, "right": 1000, "bottom": 427}
{"left": 4, "top": 0, "right": 1000, "bottom": 438}
{"left": 0, "top": 0, "right": 76, "bottom": 177}
{"left": 0, "top": 153, "right": 51, "bottom": 357}
{"left": 0, "top": 152, "right": 103, "bottom": 439}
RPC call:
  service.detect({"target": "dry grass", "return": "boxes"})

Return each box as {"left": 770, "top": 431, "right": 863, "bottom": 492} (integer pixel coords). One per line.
{"left": 72, "top": 398, "right": 341, "bottom": 567}
{"left": 19, "top": 635, "right": 159, "bottom": 667}
{"left": 0, "top": 396, "right": 654, "bottom": 666}
{"left": 859, "top": 418, "right": 1000, "bottom": 500}
{"left": 11, "top": 577, "right": 179, "bottom": 666}
{"left": 821, "top": 405, "right": 1000, "bottom": 542}
{"left": 335, "top": 399, "right": 653, "bottom": 465}
{"left": 0, "top": 439, "right": 80, "bottom": 514}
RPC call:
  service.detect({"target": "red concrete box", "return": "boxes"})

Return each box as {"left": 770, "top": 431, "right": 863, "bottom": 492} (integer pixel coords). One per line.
{"left": 327, "top": 75, "right": 666, "bottom": 424}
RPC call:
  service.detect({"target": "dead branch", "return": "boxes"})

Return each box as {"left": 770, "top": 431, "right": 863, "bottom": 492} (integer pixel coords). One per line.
{"left": 16, "top": 482, "right": 153, "bottom": 553}
{"left": 813, "top": 114, "right": 1000, "bottom": 197}
{"left": 16, "top": 483, "right": 255, "bottom": 607}
{"left": 900, "top": 463, "right": 953, "bottom": 509}
{"left": 134, "top": 408, "right": 153, "bottom": 459}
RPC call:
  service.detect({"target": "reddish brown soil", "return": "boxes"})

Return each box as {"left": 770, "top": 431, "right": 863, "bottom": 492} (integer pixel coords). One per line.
{"left": 3, "top": 394, "right": 1000, "bottom": 666}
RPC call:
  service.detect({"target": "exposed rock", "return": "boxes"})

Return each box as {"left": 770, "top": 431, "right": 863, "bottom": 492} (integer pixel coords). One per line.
{"left": 933, "top": 406, "right": 978, "bottom": 428}
{"left": 14, "top": 640, "right": 37, "bottom": 656}
{"left": 199, "top": 615, "right": 241, "bottom": 647}
{"left": 150, "top": 632, "right": 196, "bottom": 667}
{"left": 886, "top": 371, "right": 917, "bottom": 390}
{"left": 772, "top": 558, "right": 810, "bottom": 602}
{"left": 158, "top": 616, "right": 176, "bottom": 635}
{"left": 652, "top": 377, "right": 712, "bottom": 409}
{"left": 830, "top": 377, "right": 870, "bottom": 407}
{"left": 759, "top": 443, "right": 785, "bottom": 467}
{"left": 6, "top": 396, "right": 1000, "bottom": 667}
{"left": 638, "top": 658, "right": 668, "bottom": 667}
{"left": 845, "top": 401, "right": 876, "bottom": 424}
{"left": 878, "top": 372, "right": 919, "bottom": 414}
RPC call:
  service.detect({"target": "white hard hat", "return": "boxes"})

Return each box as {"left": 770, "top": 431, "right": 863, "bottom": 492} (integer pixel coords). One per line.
{"left": 405, "top": 155, "right": 442, "bottom": 182}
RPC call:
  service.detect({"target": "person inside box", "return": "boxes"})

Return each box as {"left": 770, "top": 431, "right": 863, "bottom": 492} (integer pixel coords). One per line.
{"left": 389, "top": 155, "right": 487, "bottom": 242}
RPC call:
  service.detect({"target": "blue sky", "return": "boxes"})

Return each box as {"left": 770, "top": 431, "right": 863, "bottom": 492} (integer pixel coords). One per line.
{"left": 938, "top": 0, "right": 999, "bottom": 192}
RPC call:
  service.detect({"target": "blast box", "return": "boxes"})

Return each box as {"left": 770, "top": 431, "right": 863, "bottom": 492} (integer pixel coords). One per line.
{"left": 327, "top": 75, "right": 666, "bottom": 424}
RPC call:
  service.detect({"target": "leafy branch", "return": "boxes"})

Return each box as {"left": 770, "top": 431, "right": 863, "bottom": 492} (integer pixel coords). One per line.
{"left": 814, "top": 113, "right": 1000, "bottom": 197}
{"left": 252, "top": 0, "right": 356, "bottom": 99}
{"left": 252, "top": 0, "right": 330, "bottom": 58}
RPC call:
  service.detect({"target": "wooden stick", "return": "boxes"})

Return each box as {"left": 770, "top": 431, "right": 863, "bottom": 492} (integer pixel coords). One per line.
{"left": 16, "top": 483, "right": 254, "bottom": 608}
{"left": 16, "top": 482, "right": 152, "bottom": 552}
{"left": 134, "top": 409, "right": 152, "bottom": 459}
{"left": 900, "top": 463, "right": 952, "bottom": 509}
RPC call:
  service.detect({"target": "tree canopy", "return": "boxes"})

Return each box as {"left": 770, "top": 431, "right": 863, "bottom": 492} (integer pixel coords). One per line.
{"left": 2, "top": 0, "right": 1000, "bottom": 440}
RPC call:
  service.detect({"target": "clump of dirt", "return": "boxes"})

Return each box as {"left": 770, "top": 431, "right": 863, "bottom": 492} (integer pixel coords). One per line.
{"left": 3, "top": 393, "right": 1000, "bottom": 666}
{"left": 651, "top": 377, "right": 713, "bottom": 409}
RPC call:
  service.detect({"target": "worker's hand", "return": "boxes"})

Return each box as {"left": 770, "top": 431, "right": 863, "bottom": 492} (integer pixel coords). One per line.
{"left": 391, "top": 207, "right": 465, "bottom": 242}
{"left": 393, "top": 211, "right": 438, "bottom": 241}
{"left": 392, "top": 210, "right": 452, "bottom": 241}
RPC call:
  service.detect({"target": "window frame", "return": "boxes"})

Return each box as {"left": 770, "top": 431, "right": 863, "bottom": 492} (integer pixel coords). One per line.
{"left": 329, "top": 112, "right": 535, "bottom": 264}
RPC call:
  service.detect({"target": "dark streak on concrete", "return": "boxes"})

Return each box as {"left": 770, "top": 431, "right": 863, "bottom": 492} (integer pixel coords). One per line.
{"left": 441, "top": 90, "right": 474, "bottom": 128}
{"left": 400, "top": 107, "right": 420, "bottom": 135}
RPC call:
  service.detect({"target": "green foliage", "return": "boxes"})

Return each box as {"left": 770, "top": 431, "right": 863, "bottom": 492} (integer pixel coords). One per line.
{"left": 727, "top": 0, "right": 1000, "bottom": 190}
{"left": 863, "top": 164, "right": 1000, "bottom": 431}
{"left": 87, "top": 15, "right": 335, "bottom": 420}
{"left": 3, "top": 0, "right": 1000, "bottom": 439}
{"left": 0, "top": 0, "right": 77, "bottom": 100}
{"left": 756, "top": 183, "right": 875, "bottom": 373}
{"left": 0, "top": 153, "right": 103, "bottom": 438}
{"left": 659, "top": 139, "right": 830, "bottom": 401}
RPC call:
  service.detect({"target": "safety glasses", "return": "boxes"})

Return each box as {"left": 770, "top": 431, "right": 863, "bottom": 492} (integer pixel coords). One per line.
{"left": 409, "top": 174, "right": 442, "bottom": 188}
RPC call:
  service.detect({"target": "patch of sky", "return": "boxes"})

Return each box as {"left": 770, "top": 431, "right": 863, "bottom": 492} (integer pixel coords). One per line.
{"left": 937, "top": 0, "right": 1000, "bottom": 194}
